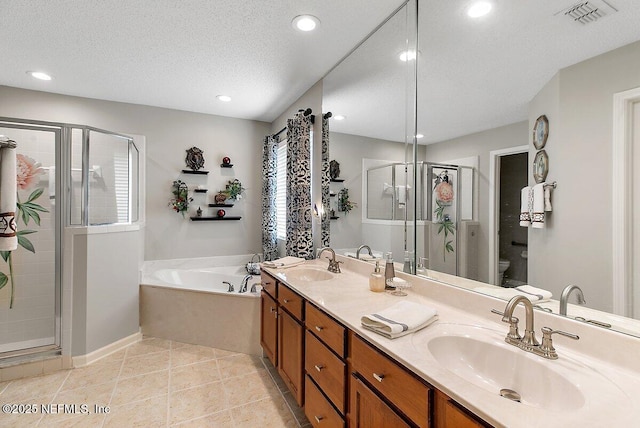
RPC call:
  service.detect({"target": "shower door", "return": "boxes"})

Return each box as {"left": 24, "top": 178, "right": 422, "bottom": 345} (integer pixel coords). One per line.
{"left": 0, "top": 122, "right": 60, "bottom": 356}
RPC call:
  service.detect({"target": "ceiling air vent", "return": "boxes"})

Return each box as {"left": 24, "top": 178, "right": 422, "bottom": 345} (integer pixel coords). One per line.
{"left": 556, "top": 0, "right": 618, "bottom": 24}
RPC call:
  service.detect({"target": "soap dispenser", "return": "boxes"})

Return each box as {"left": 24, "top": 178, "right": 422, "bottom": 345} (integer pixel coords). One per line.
{"left": 416, "top": 257, "right": 429, "bottom": 276}
{"left": 403, "top": 250, "right": 414, "bottom": 274}
{"left": 369, "top": 261, "right": 385, "bottom": 292}
{"left": 384, "top": 252, "right": 395, "bottom": 290}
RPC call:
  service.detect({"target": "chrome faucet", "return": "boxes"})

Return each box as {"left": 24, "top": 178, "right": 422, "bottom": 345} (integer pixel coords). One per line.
{"left": 493, "top": 295, "right": 579, "bottom": 359}
{"left": 356, "top": 244, "right": 373, "bottom": 260}
{"left": 239, "top": 274, "right": 253, "bottom": 293}
{"left": 222, "top": 281, "right": 234, "bottom": 292}
{"left": 559, "top": 284, "right": 586, "bottom": 316}
{"left": 318, "top": 247, "right": 342, "bottom": 273}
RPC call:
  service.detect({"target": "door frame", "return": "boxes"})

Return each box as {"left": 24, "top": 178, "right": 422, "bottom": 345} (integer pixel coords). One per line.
{"left": 488, "top": 145, "right": 529, "bottom": 285}
{"left": 612, "top": 87, "right": 640, "bottom": 317}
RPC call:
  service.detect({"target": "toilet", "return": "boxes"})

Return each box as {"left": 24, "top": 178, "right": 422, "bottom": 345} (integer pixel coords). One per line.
{"left": 498, "top": 259, "right": 510, "bottom": 286}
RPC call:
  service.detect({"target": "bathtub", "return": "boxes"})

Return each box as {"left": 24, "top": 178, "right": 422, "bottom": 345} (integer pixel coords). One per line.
{"left": 140, "top": 255, "right": 262, "bottom": 355}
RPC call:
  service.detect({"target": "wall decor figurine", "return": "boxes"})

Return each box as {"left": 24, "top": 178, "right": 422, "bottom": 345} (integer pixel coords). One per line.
{"left": 222, "top": 156, "right": 231, "bottom": 165}
{"left": 330, "top": 160, "right": 340, "bottom": 180}
{"left": 217, "top": 209, "right": 226, "bottom": 218}
{"left": 214, "top": 192, "right": 228, "bottom": 204}
{"left": 185, "top": 146, "right": 205, "bottom": 171}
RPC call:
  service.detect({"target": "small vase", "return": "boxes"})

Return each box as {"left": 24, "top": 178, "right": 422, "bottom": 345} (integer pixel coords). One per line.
{"left": 214, "top": 192, "right": 227, "bottom": 204}
{"left": 217, "top": 209, "right": 226, "bottom": 218}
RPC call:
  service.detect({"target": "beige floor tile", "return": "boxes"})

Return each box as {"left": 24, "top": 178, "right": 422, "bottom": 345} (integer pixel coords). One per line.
{"left": 171, "top": 360, "right": 221, "bottom": 392}
{"left": 171, "top": 340, "right": 191, "bottom": 350}
{"left": 45, "top": 381, "right": 115, "bottom": 424}
{"left": 38, "top": 411, "right": 107, "bottom": 427}
{"left": 216, "top": 354, "right": 263, "bottom": 379}
{"left": 120, "top": 349, "right": 170, "bottom": 379}
{"left": 111, "top": 370, "right": 169, "bottom": 406}
{"left": 96, "top": 349, "right": 127, "bottom": 364}
{"left": 171, "top": 344, "right": 216, "bottom": 368}
{"left": 169, "top": 381, "right": 227, "bottom": 425}
{"left": 125, "top": 337, "right": 171, "bottom": 358}
{"left": 61, "top": 360, "right": 122, "bottom": 391}
{"left": 223, "top": 369, "right": 279, "bottom": 407}
{"left": 0, "top": 370, "right": 69, "bottom": 401}
{"left": 171, "top": 409, "right": 234, "bottom": 427}
{"left": 231, "top": 395, "right": 298, "bottom": 428}
{"left": 213, "top": 348, "right": 239, "bottom": 359}
{"left": 0, "top": 380, "right": 10, "bottom": 394}
{"left": 104, "top": 394, "right": 167, "bottom": 428}
{"left": 0, "top": 407, "right": 44, "bottom": 428}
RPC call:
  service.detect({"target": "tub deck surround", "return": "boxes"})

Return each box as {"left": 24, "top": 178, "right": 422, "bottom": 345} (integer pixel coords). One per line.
{"left": 264, "top": 256, "right": 640, "bottom": 428}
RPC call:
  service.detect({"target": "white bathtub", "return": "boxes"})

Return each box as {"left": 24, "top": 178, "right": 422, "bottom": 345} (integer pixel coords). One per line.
{"left": 140, "top": 255, "right": 262, "bottom": 355}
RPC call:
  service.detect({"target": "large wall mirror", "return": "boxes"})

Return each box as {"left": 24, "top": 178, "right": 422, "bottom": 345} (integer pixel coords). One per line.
{"left": 321, "top": 0, "right": 640, "bottom": 338}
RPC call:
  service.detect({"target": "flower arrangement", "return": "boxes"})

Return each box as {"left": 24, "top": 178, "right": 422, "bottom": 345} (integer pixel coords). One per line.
{"left": 338, "top": 188, "right": 357, "bottom": 214}
{"left": 169, "top": 180, "right": 193, "bottom": 217}
{"left": 0, "top": 154, "right": 48, "bottom": 308}
{"left": 434, "top": 200, "right": 455, "bottom": 261}
{"left": 222, "top": 179, "right": 245, "bottom": 200}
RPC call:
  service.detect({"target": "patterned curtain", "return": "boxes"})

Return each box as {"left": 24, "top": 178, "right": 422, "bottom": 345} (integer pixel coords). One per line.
{"left": 286, "top": 111, "right": 314, "bottom": 259}
{"left": 321, "top": 115, "right": 330, "bottom": 247}
{"left": 261, "top": 134, "right": 279, "bottom": 261}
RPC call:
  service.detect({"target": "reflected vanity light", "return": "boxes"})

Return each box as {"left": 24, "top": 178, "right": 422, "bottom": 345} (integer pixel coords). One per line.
{"left": 467, "top": 1, "right": 492, "bottom": 18}
{"left": 399, "top": 50, "right": 417, "bottom": 62}
{"left": 27, "top": 71, "right": 52, "bottom": 81}
{"left": 416, "top": 134, "right": 424, "bottom": 139}
{"left": 216, "top": 95, "right": 231, "bottom": 102}
{"left": 292, "top": 15, "right": 320, "bottom": 32}
{"left": 313, "top": 203, "right": 325, "bottom": 222}
{"left": 333, "top": 115, "right": 346, "bottom": 121}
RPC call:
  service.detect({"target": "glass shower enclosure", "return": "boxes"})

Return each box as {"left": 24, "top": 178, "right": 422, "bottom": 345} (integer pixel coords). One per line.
{"left": 0, "top": 117, "right": 139, "bottom": 361}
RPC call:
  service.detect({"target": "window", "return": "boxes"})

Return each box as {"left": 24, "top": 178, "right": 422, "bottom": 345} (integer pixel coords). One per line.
{"left": 276, "top": 140, "right": 287, "bottom": 239}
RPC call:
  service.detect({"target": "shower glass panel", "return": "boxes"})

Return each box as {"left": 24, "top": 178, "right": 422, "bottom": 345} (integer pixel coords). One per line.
{"left": 69, "top": 128, "right": 83, "bottom": 225}
{"left": 394, "top": 163, "right": 414, "bottom": 222}
{"left": 367, "top": 164, "right": 394, "bottom": 220}
{"left": 0, "top": 123, "right": 60, "bottom": 354}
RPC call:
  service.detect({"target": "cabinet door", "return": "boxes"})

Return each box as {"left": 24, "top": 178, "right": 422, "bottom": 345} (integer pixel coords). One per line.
{"left": 260, "top": 291, "right": 278, "bottom": 367}
{"left": 278, "top": 309, "right": 304, "bottom": 406}
{"left": 434, "top": 390, "right": 485, "bottom": 428}
{"left": 349, "top": 375, "right": 411, "bottom": 428}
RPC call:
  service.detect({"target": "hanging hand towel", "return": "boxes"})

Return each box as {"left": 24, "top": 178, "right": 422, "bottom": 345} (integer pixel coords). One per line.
{"left": 544, "top": 186, "right": 552, "bottom": 212}
{"left": 0, "top": 136, "right": 17, "bottom": 251}
{"left": 519, "top": 186, "right": 532, "bottom": 227}
{"left": 361, "top": 301, "right": 438, "bottom": 339}
{"left": 262, "top": 256, "right": 306, "bottom": 269}
{"left": 532, "top": 183, "right": 545, "bottom": 228}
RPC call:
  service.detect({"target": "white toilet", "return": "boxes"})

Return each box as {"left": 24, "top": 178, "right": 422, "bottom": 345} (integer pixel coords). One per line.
{"left": 498, "top": 259, "right": 511, "bottom": 286}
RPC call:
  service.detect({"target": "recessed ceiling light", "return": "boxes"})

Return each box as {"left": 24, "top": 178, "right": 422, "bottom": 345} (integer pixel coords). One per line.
{"left": 292, "top": 15, "right": 320, "bottom": 32}
{"left": 467, "top": 1, "right": 492, "bottom": 18}
{"left": 416, "top": 134, "right": 424, "bottom": 139}
{"left": 216, "top": 95, "right": 231, "bottom": 102}
{"left": 27, "top": 71, "right": 52, "bottom": 81}
{"left": 333, "top": 115, "right": 346, "bottom": 121}
{"left": 399, "top": 50, "right": 417, "bottom": 62}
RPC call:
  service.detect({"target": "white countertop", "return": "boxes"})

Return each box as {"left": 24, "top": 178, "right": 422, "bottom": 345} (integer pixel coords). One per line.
{"left": 264, "top": 256, "right": 640, "bottom": 428}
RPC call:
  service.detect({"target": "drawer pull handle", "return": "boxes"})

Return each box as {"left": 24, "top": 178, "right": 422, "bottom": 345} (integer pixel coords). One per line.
{"left": 283, "top": 299, "right": 291, "bottom": 303}
{"left": 315, "top": 326, "right": 324, "bottom": 332}
{"left": 314, "top": 364, "right": 324, "bottom": 372}
{"left": 373, "top": 373, "right": 385, "bottom": 382}
{"left": 270, "top": 307, "right": 276, "bottom": 312}
{"left": 314, "top": 416, "right": 324, "bottom": 423}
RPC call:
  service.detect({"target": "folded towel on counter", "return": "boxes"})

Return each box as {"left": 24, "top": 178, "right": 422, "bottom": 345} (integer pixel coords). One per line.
{"left": 361, "top": 301, "right": 438, "bottom": 339}
{"left": 0, "top": 136, "right": 17, "bottom": 251}
{"left": 474, "top": 285, "right": 553, "bottom": 303}
{"left": 262, "top": 256, "right": 306, "bottom": 269}
{"left": 532, "top": 183, "right": 545, "bottom": 229}
{"left": 519, "top": 186, "right": 532, "bottom": 227}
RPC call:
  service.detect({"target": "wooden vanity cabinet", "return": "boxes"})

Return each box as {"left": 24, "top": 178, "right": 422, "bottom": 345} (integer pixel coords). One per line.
{"left": 434, "top": 391, "right": 487, "bottom": 428}
{"left": 350, "top": 374, "right": 411, "bottom": 428}
{"left": 260, "top": 290, "right": 278, "bottom": 366}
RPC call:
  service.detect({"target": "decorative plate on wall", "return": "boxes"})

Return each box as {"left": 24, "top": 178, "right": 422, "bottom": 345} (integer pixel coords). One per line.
{"left": 185, "top": 146, "right": 205, "bottom": 171}
{"left": 533, "top": 150, "right": 549, "bottom": 183}
{"left": 532, "top": 115, "right": 549, "bottom": 150}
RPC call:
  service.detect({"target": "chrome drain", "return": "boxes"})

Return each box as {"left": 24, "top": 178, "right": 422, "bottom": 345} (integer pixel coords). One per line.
{"left": 500, "top": 388, "right": 521, "bottom": 402}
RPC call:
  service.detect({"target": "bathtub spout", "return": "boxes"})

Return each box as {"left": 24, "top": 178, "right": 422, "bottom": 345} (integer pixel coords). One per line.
{"left": 223, "top": 281, "right": 234, "bottom": 292}
{"left": 239, "top": 275, "right": 253, "bottom": 293}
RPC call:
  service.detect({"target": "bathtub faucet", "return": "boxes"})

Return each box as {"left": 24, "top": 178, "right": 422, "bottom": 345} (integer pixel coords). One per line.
{"left": 223, "top": 281, "right": 234, "bottom": 292}
{"left": 239, "top": 274, "right": 253, "bottom": 293}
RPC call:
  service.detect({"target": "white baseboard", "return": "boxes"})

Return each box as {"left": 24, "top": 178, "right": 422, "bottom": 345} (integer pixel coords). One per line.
{"left": 72, "top": 331, "right": 142, "bottom": 367}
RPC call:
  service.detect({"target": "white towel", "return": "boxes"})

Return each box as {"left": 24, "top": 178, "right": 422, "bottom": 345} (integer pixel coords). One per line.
{"left": 361, "top": 301, "right": 438, "bottom": 339}
{"left": 344, "top": 251, "right": 382, "bottom": 260}
{"left": 262, "top": 256, "right": 306, "bottom": 269}
{"left": 48, "top": 166, "right": 56, "bottom": 200}
{"left": 532, "top": 183, "right": 545, "bottom": 228}
{"left": 474, "top": 285, "right": 553, "bottom": 303}
{"left": 519, "top": 186, "right": 532, "bottom": 227}
{"left": 0, "top": 137, "right": 17, "bottom": 251}
{"left": 544, "top": 186, "right": 552, "bottom": 212}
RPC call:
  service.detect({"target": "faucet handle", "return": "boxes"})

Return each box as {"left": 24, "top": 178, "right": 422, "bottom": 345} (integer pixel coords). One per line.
{"left": 491, "top": 309, "right": 521, "bottom": 341}
{"left": 539, "top": 327, "right": 579, "bottom": 359}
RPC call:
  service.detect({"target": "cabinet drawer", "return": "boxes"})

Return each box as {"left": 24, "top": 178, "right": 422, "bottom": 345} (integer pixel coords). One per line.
{"left": 305, "top": 375, "right": 345, "bottom": 428}
{"left": 350, "top": 333, "right": 430, "bottom": 428}
{"left": 261, "top": 272, "right": 277, "bottom": 298}
{"left": 279, "top": 285, "right": 304, "bottom": 321}
{"left": 306, "top": 303, "right": 346, "bottom": 357}
{"left": 305, "top": 331, "right": 346, "bottom": 414}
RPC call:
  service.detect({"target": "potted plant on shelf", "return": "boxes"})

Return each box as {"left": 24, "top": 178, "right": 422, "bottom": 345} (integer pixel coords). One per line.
{"left": 221, "top": 179, "right": 245, "bottom": 201}
{"left": 337, "top": 188, "right": 356, "bottom": 214}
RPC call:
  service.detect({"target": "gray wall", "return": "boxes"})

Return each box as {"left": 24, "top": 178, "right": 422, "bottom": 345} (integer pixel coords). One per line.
{"left": 528, "top": 40, "right": 640, "bottom": 313}
{"left": 424, "top": 121, "right": 529, "bottom": 282}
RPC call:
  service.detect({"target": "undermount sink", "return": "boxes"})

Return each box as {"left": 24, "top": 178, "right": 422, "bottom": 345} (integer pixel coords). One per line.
{"left": 412, "top": 324, "right": 626, "bottom": 412}
{"left": 282, "top": 267, "right": 334, "bottom": 282}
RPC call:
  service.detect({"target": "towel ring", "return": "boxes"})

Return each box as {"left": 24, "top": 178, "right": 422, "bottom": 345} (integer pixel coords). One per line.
{"left": 543, "top": 181, "right": 557, "bottom": 189}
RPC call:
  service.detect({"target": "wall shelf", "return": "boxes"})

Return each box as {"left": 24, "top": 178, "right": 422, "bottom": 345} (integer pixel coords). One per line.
{"left": 208, "top": 203, "right": 234, "bottom": 207}
{"left": 182, "top": 170, "right": 209, "bottom": 175}
{"left": 330, "top": 216, "right": 340, "bottom": 220}
{"left": 330, "top": 178, "right": 344, "bottom": 183}
{"left": 194, "top": 189, "right": 208, "bottom": 193}
{"left": 191, "top": 216, "right": 241, "bottom": 221}
{"left": 220, "top": 164, "right": 234, "bottom": 168}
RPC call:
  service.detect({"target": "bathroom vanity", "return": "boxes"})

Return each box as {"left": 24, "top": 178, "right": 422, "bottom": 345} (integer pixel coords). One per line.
{"left": 260, "top": 256, "right": 640, "bottom": 428}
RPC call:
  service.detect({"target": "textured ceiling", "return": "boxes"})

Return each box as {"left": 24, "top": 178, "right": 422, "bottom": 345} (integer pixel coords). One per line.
{"left": 2, "top": 1, "right": 640, "bottom": 143}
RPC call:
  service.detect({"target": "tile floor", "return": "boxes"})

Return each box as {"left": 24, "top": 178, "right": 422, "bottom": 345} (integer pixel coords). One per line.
{"left": 0, "top": 337, "right": 310, "bottom": 427}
